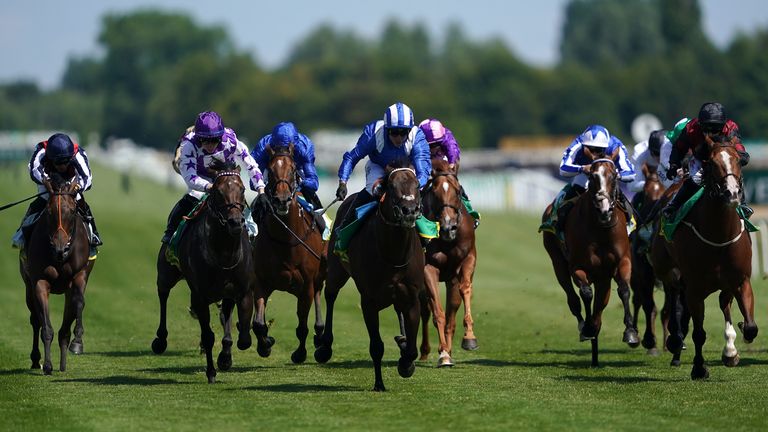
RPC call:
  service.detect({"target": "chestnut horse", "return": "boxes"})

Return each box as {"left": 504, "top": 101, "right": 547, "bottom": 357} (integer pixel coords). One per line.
{"left": 251, "top": 144, "right": 326, "bottom": 363}
{"left": 315, "top": 159, "right": 424, "bottom": 391}
{"left": 20, "top": 175, "right": 96, "bottom": 374}
{"left": 662, "top": 135, "right": 757, "bottom": 379}
{"left": 629, "top": 164, "right": 666, "bottom": 355}
{"left": 419, "top": 158, "right": 477, "bottom": 367}
{"left": 152, "top": 162, "right": 254, "bottom": 383}
{"left": 542, "top": 150, "right": 639, "bottom": 367}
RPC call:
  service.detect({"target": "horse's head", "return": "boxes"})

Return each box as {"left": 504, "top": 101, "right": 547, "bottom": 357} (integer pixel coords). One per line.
{"left": 208, "top": 161, "right": 246, "bottom": 237}
{"left": 583, "top": 148, "right": 620, "bottom": 225}
{"left": 427, "top": 158, "right": 462, "bottom": 241}
{"left": 43, "top": 174, "right": 80, "bottom": 263}
{"left": 642, "top": 163, "right": 665, "bottom": 202}
{"left": 380, "top": 159, "right": 421, "bottom": 228}
{"left": 266, "top": 144, "right": 298, "bottom": 216}
{"left": 702, "top": 134, "right": 742, "bottom": 208}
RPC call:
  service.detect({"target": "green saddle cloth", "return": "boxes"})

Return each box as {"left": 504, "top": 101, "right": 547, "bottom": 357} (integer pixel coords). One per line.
{"left": 539, "top": 184, "right": 574, "bottom": 234}
{"left": 333, "top": 202, "right": 439, "bottom": 263}
{"left": 662, "top": 188, "right": 758, "bottom": 241}
{"left": 166, "top": 194, "right": 208, "bottom": 268}
{"left": 462, "top": 198, "right": 481, "bottom": 221}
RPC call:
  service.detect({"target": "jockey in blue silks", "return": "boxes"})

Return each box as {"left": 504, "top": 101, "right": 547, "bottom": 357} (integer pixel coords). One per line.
{"left": 334, "top": 102, "right": 431, "bottom": 232}
{"left": 553, "top": 124, "right": 636, "bottom": 231}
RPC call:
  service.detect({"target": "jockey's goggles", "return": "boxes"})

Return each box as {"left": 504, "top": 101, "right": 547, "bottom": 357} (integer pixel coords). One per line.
{"left": 388, "top": 128, "right": 409, "bottom": 137}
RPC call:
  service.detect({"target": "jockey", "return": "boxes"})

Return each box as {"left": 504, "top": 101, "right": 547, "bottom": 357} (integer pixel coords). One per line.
{"left": 418, "top": 118, "right": 478, "bottom": 228}
{"left": 334, "top": 102, "right": 431, "bottom": 232}
{"left": 161, "top": 111, "right": 267, "bottom": 243}
{"left": 12, "top": 133, "right": 102, "bottom": 252}
{"left": 554, "top": 125, "right": 636, "bottom": 231}
{"left": 251, "top": 121, "right": 322, "bottom": 210}
{"left": 661, "top": 102, "right": 752, "bottom": 219}
{"left": 629, "top": 129, "right": 675, "bottom": 212}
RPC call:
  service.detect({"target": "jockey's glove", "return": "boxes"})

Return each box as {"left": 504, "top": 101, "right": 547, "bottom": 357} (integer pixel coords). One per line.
{"left": 336, "top": 182, "right": 347, "bottom": 201}
{"left": 666, "top": 163, "right": 680, "bottom": 180}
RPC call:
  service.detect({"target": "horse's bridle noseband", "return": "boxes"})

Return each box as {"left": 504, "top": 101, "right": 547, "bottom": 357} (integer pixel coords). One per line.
{"left": 47, "top": 190, "right": 80, "bottom": 251}
{"left": 588, "top": 159, "right": 619, "bottom": 212}
{"left": 427, "top": 171, "right": 463, "bottom": 226}
{"left": 209, "top": 171, "right": 246, "bottom": 226}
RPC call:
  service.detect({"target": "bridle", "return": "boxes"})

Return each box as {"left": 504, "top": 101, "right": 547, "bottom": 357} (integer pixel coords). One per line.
{"left": 46, "top": 189, "right": 80, "bottom": 254}
{"left": 427, "top": 171, "right": 463, "bottom": 227}
{"left": 208, "top": 171, "right": 246, "bottom": 226}
{"left": 377, "top": 167, "right": 420, "bottom": 227}
{"left": 702, "top": 144, "right": 743, "bottom": 200}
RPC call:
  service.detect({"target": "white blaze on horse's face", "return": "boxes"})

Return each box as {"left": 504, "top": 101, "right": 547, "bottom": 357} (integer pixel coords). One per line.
{"left": 719, "top": 149, "right": 741, "bottom": 202}
{"left": 442, "top": 182, "right": 450, "bottom": 193}
{"left": 595, "top": 164, "right": 612, "bottom": 214}
{"left": 401, "top": 194, "right": 415, "bottom": 201}
{"left": 276, "top": 159, "right": 283, "bottom": 169}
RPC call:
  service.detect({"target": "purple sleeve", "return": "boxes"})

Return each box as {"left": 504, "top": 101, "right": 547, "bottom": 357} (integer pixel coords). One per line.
{"left": 442, "top": 129, "right": 461, "bottom": 164}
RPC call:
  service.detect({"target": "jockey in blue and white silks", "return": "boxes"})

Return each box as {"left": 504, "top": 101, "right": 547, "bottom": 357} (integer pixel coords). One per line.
{"left": 162, "top": 111, "right": 266, "bottom": 243}
{"left": 334, "top": 102, "right": 431, "bottom": 231}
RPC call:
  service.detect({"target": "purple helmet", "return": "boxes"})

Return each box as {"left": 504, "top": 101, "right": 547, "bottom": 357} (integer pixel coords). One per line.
{"left": 383, "top": 102, "right": 414, "bottom": 129}
{"left": 195, "top": 111, "right": 225, "bottom": 139}
{"left": 418, "top": 118, "right": 446, "bottom": 144}
{"left": 46, "top": 133, "right": 76, "bottom": 163}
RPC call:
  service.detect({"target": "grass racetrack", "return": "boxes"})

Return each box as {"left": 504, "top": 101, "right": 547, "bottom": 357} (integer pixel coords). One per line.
{"left": 1, "top": 162, "right": 767, "bottom": 431}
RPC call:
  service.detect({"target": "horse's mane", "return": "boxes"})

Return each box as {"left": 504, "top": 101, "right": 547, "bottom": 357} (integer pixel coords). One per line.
{"left": 270, "top": 145, "right": 293, "bottom": 157}
{"left": 387, "top": 157, "right": 413, "bottom": 172}
{"left": 209, "top": 159, "right": 238, "bottom": 173}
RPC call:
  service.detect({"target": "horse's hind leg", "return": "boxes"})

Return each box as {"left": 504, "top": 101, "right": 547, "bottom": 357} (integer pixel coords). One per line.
{"left": 192, "top": 297, "right": 217, "bottom": 383}
{"left": 252, "top": 291, "right": 275, "bottom": 358}
{"left": 544, "top": 234, "right": 584, "bottom": 336}
{"left": 458, "top": 254, "right": 478, "bottom": 351}
{"left": 418, "top": 288, "right": 432, "bottom": 362}
{"left": 615, "top": 257, "right": 640, "bottom": 347}
{"left": 314, "top": 253, "right": 349, "bottom": 364}
{"left": 313, "top": 275, "right": 325, "bottom": 349}
{"left": 719, "top": 292, "right": 739, "bottom": 367}
{"left": 291, "top": 285, "right": 313, "bottom": 364}
{"left": 734, "top": 279, "right": 758, "bottom": 343}
{"left": 152, "top": 246, "right": 180, "bottom": 355}
{"left": 217, "top": 298, "right": 235, "bottom": 371}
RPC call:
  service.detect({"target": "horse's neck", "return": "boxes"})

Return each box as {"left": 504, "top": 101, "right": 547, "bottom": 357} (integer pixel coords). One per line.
{"left": 576, "top": 195, "right": 622, "bottom": 233}
{"left": 374, "top": 215, "right": 416, "bottom": 265}
{"left": 203, "top": 212, "right": 243, "bottom": 261}
{"left": 694, "top": 193, "right": 742, "bottom": 236}
{"left": 266, "top": 200, "right": 308, "bottom": 239}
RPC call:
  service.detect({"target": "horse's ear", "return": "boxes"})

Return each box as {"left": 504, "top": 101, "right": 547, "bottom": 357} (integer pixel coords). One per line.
{"left": 609, "top": 147, "right": 620, "bottom": 162}
{"left": 583, "top": 145, "right": 595, "bottom": 161}
{"left": 704, "top": 134, "right": 716, "bottom": 151}
{"left": 43, "top": 178, "right": 54, "bottom": 196}
{"left": 288, "top": 142, "right": 295, "bottom": 156}
{"left": 235, "top": 165, "right": 241, "bottom": 173}
{"left": 266, "top": 145, "right": 274, "bottom": 158}
{"left": 641, "top": 163, "right": 650, "bottom": 178}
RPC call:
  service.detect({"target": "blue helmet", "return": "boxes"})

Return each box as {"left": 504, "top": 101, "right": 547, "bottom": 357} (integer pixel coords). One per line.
{"left": 579, "top": 125, "right": 611, "bottom": 149}
{"left": 46, "top": 133, "right": 76, "bottom": 163}
{"left": 271, "top": 122, "right": 299, "bottom": 148}
{"left": 195, "top": 111, "right": 225, "bottom": 139}
{"left": 383, "top": 102, "right": 414, "bottom": 130}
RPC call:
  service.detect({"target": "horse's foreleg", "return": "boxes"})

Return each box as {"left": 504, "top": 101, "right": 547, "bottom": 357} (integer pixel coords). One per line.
{"left": 361, "top": 301, "right": 385, "bottom": 391}
{"left": 26, "top": 286, "right": 41, "bottom": 369}
{"left": 291, "top": 285, "right": 313, "bottom": 364}
{"left": 588, "top": 279, "right": 612, "bottom": 367}
{"left": 252, "top": 292, "right": 274, "bottom": 358}
{"left": 458, "top": 253, "right": 478, "bottom": 352}
{"left": 687, "top": 296, "right": 709, "bottom": 380}
{"left": 68, "top": 275, "right": 86, "bottom": 355}
{"left": 574, "top": 270, "right": 594, "bottom": 340}
{"left": 217, "top": 298, "right": 234, "bottom": 371}
{"left": 152, "top": 249, "right": 178, "bottom": 355}
{"left": 34, "top": 280, "right": 54, "bottom": 375}
{"left": 545, "top": 233, "right": 583, "bottom": 332}
{"left": 444, "top": 276, "right": 462, "bottom": 355}
{"left": 192, "top": 297, "right": 216, "bottom": 383}
{"left": 718, "top": 292, "right": 739, "bottom": 367}
{"left": 424, "top": 265, "right": 447, "bottom": 364}
{"left": 397, "top": 293, "right": 420, "bottom": 380}
{"left": 313, "top": 276, "right": 325, "bottom": 349}
{"left": 58, "top": 287, "right": 80, "bottom": 372}
{"left": 734, "top": 278, "right": 758, "bottom": 343}
{"left": 235, "top": 290, "right": 253, "bottom": 351}
{"left": 616, "top": 258, "right": 640, "bottom": 347}
{"left": 314, "top": 256, "right": 348, "bottom": 364}
{"left": 418, "top": 289, "right": 432, "bottom": 362}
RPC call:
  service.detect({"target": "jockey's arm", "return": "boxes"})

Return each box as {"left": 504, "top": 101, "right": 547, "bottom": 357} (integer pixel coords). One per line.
{"left": 28, "top": 143, "right": 47, "bottom": 185}
{"left": 178, "top": 140, "right": 212, "bottom": 192}
{"left": 72, "top": 150, "right": 93, "bottom": 191}
{"left": 234, "top": 139, "right": 265, "bottom": 191}
{"left": 299, "top": 135, "right": 319, "bottom": 191}
{"left": 614, "top": 141, "right": 635, "bottom": 182}
{"left": 559, "top": 139, "right": 583, "bottom": 178}
{"left": 338, "top": 123, "right": 376, "bottom": 183}
{"left": 411, "top": 129, "right": 431, "bottom": 187}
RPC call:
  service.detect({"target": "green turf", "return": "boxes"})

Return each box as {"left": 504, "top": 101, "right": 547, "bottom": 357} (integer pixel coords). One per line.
{"left": 0, "top": 161, "right": 767, "bottom": 431}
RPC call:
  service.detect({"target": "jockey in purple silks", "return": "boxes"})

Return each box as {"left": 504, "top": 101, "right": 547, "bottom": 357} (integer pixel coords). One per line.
{"left": 161, "top": 110, "right": 267, "bottom": 243}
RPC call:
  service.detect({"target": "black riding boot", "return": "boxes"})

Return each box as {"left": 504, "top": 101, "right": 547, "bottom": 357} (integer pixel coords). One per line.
{"left": 78, "top": 200, "right": 103, "bottom": 246}
{"left": 555, "top": 185, "right": 585, "bottom": 232}
{"left": 14, "top": 196, "right": 47, "bottom": 248}
{"left": 661, "top": 179, "right": 700, "bottom": 220}
{"left": 739, "top": 185, "right": 754, "bottom": 219}
{"left": 335, "top": 189, "right": 374, "bottom": 233}
{"left": 162, "top": 195, "right": 199, "bottom": 243}
{"left": 301, "top": 187, "right": 326, "bottom": 232}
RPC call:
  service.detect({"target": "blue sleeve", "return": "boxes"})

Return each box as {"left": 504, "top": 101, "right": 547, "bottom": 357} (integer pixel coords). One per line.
{"left": 338, "top": 122, "right": 377, "bottom": 182}
{"left": 612, "top": 137, "right": 636, "bottom": 182}
{"left": 298, "top": 134, "right": 319, "bottom": 191}
{"left": 559, "top": 138, "right": 583, "bottom": 177}
{"left": 410, "top": 129, "right": 432, "bottom": 187}
{"left": 250, "top": 135, "right": 271, "bottom": 173}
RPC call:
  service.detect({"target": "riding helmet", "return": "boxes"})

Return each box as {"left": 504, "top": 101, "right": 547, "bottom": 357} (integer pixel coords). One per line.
{"left": 271, "top": 122, "right": 299, "bottom": 148}
{"left": 648, "top": 129, "right": 666, "bottom": 155}
{"left": 579, "top": 125, "right": 611, "bottom": 149}
{"left": 419, "top": 118, "right": 446, "bottom": 144}
{"left": 698, "top": 102, "right": 727, "bottom": 127}
{"left": 194, "top": 111, "right": 225, "bottom": 138}
{"left": 384, "top": 102, "right": 414, "bottom": 130}
{"left": 46, "top": 133, "right": 76, "bottom": 163}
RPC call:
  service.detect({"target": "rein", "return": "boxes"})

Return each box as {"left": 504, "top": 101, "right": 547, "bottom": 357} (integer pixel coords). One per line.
{"left": 0, "top": 192, "right": 46, "bottom": 212}
{"left": 264, "top": 208, "right": 322, "bottom": 260}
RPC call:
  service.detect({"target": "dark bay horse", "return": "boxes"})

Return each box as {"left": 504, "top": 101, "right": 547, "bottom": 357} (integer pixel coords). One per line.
{"left": 629, "top": 164, "right": 666, "bottom": 355}
{"left": 419, "top": 158, "right": 477, "bottom": 367}
{"left": 542, "top": 150, "right": 639, "bottom": 367}
{"left": 251, "top": 144, "right": 326, "bottom": 363}
{"left": 20, "top": 176, "right": 95, "bottom": 374}
{"left": 152, "top": 162, "right": 254, "bottom": 383}
{"left": 315, "top": 160, "right": 424, "bottom": 391}
{"left": 664, "top": 135, "right": 757, "bottom": 379}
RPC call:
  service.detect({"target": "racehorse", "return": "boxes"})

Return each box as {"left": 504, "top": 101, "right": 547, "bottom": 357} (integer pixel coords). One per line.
{"left": 151, "top": 161, "right": 254, "bottom": 383}
{"left": 315, "top": 159, "right": 424, "bottom": 391}
{"left": 542, "top": 148, "right": 639, "bottom": 367}
{"left": 20, "top": 174, "right": 96, "bottom": 374}
{"left": 662, "top": 134, "right": 757, "bottom": 379}
{"left": 629, "top": 164, "right": 666, "bottom": 355}
{"left": 250, "top": 144, "right": 326, "bottom": 363}
{"left": 419, "top": 158, "right": 477, "bottom": 367}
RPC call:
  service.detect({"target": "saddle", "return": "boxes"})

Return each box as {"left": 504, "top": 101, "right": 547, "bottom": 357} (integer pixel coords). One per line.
{"left": 166, "top": 197, "right": 208, "bottom": 268}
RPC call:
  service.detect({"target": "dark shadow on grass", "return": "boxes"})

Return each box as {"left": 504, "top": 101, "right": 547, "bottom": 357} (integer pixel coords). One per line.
{"left": 534, "top": 348, "right": 636, "bottom": 355}
{"left": 92, "top": 350, "right": 189, "bottom": 358}
{"left": 557, "top": 375, "right": 666, "bottom": 384}
{"left": 316, "top": 359, "right": 398, "bottom": 369}
{"left": 139, "top": 365, "right": 272, "bottom": 375}
{"left": 461, "top": 358, "right": 646, "bottom": 369}
{"left": 241, "top": 383, "right": 359, "bottom": 393}
{"left": 52, "top": 375, "right": 185, "bottom": 386}
{"left": 0, "top": 367, "right": 45, "bottom": 376}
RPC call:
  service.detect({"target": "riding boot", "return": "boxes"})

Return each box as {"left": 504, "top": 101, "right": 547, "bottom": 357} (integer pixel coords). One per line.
{"left": 661, "top": 179, "right": 700, "bottom": 220}
{"left": 302, "top": 187, "right": 326, "bottom": 232}
{"left": 555, "top": 185, "right": 584, "bottom": 232}
{"left": 459, "top": 185, "right": 480, "bottom": 229}
{"left": 78, "top": 199, "right": 103, "bottom": 246}
{"left": 619, "top": 190, "right": 635, "bottom": 226}
{"left": 739, "top": 186, "right": 754, "bottom": 219}
{"left": 162, "top": 195, "right": 199, "bottom": 243}
{"left": 12, "top": 197, "right": 47, "bottom": 249}
{"left": 335, "top": 188, "right": 374, "bottom": 234}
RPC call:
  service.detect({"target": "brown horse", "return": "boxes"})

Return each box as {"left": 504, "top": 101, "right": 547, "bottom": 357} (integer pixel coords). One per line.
{"left": 542, "top": 150, "right": 639, "bottom": 367}
{"left": 20, "top": 175, "right": 96, "bottom": 374}
{"left": 629, "top": 164, "right": 666, "bottom": 355}
{"left": 419, "top": 158, "right": 478, "bottom": 367}
{"left": 662, "top": 135, "right": 757, "bottom": 379}
{"left": 152, "top": 162, "right": 254, "bottom": 383}
{"left": 315, "top": 159, "right": 424, "bottom": 391}
{"left": 250, "top": 144, "right": 326, "bottom": 363}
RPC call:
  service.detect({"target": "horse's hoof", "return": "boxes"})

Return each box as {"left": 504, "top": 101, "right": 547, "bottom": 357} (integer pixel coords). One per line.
{"left": 646, "top": 347, "right": 660, "bottom": 357}
{"left": 581, "top": 324, "right": 597, "bottom": 340}
{"left": 291, "top": 348, "right": 307, "bottom": 364}
{"left": 691, "top": 365, "right": 709, "bottom": 380}
{"left": 217, "top": 352, "right": 232, "bottom": 371}
{"left": 313, "top": 334, "right": 323, "bottom": 349}
{"left": 237, "top": 334, "right": 252, "bottom": 351}
{"left": 207, "top": 374, "right": 216, "bottom": 384}
{"left": 398, "top": 359, "right": 416, "bottom": 378}
{"left": 670, "top": 358, "right": 681, "bottom": 367}
{"left": 461, "top": 338, "right": 479, "bottom": 351}
{"left": 151, "top": 338, "right": 167, "bottom": 354}
{"left": 738, "top": 321, "right": 758, "bottom": 343}
{"left": 722, "top": 353, "right": 740, "bottom": 367}
{"left": 372, "top": 383, "right": 386, "bottom": 392}
{"left": 437, "top": 351, "right": 454, "bottom": 368}
{"left": 666, "top": 337, "right": 683, "bottom": 354}
{"left": 43, "top": 364, "right": 53, "bottom": 375}
{"left": 641, "top": 336, "right": 656, "bottom": 350}
{"left": 69, "top": 341, "right": 84, "bottom": 355}
{"left": 623, "top": 329, "right": 640, "bottom": 347}
{"left": 256, "top": 344, "right": 272, "bottom": 358}
{"left": 314, "top": 345, "right": 333, "bottom": 364}
{"left": 31, "top": 362, "right": 40, "bottom": 370}
{"left": 394, "top": 335, "right": 407, "bottom": 351}
{"left": 419, "top": 354, "right": 429, "bottom": 362}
